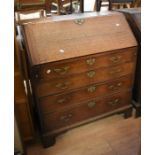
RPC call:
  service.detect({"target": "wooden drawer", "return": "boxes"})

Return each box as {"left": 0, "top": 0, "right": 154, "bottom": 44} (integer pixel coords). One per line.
{"left": 39, "top": 75, "right": 133, "bottom": 114}
{"left": 43, "top": 91, "right": 131, "bottom": 131}
{"left": 32, "top": 47, "right": 137, "bottom": 81}
{"left": 35, "top": 62, "right": 135, "bottom": 97}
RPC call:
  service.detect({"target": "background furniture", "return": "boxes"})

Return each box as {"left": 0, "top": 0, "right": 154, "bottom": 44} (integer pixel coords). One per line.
{"left": 15, "top": 9, "right": 45, "bottom": 23}
{"left": 96, "top": 0, "right": 140, "bottom": 11}
{"left": 96, "top": 0, "right": 110, "bottom": 11}
{"left": 15, "top": 0, "right": 84, "bottom": 15}
{"left": 116, "top": 8, "right": 141, "bottom": 117}
{"left": 51, "top": 0, "right": 84, "bottom": 14}
{"left": 21, "top": 12, "right": 138, "bottom": 147}
{"left": 109, "top": 0, "right": 134, "bottom": 10}
{"left": 15, "top": 33, "right": 35, "bottom": 142}
{"left": 15, "top": 0, "right": 51, "bottom": 12}
{"left": 133, "top": 0, "right": 141, "bottom": 7}
{"left": 14, "top": 6, "right": 49, "bottom": 144}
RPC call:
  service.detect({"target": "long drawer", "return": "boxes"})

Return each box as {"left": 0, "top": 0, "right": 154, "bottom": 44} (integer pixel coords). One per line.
{"left": 39, "top": 75, "right": 133, "bottom": 114}
{"left": 34, "top": 62, "right": 135, "bottom": 97}
{"left": 43, "top": 91, "right": 131, "bottom": 132}
{"left": 32, "top": 47, "right": 137, "bottom": 81}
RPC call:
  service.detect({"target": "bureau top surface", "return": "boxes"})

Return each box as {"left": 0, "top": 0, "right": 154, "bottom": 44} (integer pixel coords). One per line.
{"left": 23, "top": 11, "right": 137, "bottom": 65}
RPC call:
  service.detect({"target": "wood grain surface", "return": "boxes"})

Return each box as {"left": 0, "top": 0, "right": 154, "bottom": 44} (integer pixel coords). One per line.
{"left": 43, "top": 91, "right": 131, "bottom": 131}
{"left": 35, "top": 62, "right": 135, "bottom": 97}
{"left": 22, "top": 11, "right": 138, "bottom": 147}
{"left": 39, "top": 75, "right": 133, "bottom": 114}
{"left": 31, "top": 47, "right": 137, "bottom": 81}
{"left": 23, "top": 11, "right": 137, "bottom": 65}
{"left": 27, "top": 114, "right": 140, "bottom": 155}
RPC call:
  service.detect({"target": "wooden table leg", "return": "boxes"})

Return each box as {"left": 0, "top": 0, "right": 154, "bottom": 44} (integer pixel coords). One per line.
{"left": 80, "top": 0, "right": 84, "bottom": 12}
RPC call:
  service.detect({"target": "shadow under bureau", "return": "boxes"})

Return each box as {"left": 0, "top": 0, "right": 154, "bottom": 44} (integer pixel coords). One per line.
{"left": 21, "top": 11, "right": 138, "bottom": 147}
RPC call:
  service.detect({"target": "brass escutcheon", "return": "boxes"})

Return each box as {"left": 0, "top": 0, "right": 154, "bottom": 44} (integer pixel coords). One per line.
{"left": 86, "top": 58, "right": 96, "bottom": 66}
{"left": 87, "top": 86, "right": 96, "bottom": 93}
{"left": 74, "top": 18, "right": 85, "bottom": 25}
{"left": 88, "top": 101, "right": 96, "bottom": 108}
{"left": 87, "top": 71, "right": 96, "bottom": 78}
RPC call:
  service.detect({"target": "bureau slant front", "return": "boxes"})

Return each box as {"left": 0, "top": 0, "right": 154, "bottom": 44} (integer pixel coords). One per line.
{"left": 22, "top": 11, "right": 138, "bottom": 147}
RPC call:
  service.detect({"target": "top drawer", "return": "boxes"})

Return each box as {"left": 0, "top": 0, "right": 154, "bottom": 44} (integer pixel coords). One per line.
{"left": 31, "top": 47, "right": 137, "bottom": 81}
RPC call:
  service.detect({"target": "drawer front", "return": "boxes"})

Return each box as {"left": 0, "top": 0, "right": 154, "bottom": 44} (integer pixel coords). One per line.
{"left": 35, "top": 62, "right": 135, "bottom": 97}
{"left": 43, "top": 91, "right": 131, "bottom": 131}
{"left": 39, "top": 75, "right": 133, "bottom": 114}
{"left": 33, "top": 47, "right": 137, "bottom": 81}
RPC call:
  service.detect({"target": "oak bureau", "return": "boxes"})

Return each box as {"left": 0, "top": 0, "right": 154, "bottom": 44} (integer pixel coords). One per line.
{"left": 21, "top": 11, "right": 138, "bottom": 147}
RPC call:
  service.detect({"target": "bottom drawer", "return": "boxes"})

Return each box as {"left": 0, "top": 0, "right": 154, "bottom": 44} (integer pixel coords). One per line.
{"left": 43, "top": 91, "right": 131, "bottom": 132}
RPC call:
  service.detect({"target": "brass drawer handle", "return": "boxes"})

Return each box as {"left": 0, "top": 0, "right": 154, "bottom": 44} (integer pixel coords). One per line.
{"left": 110, "top": 56, "right": 122, "bottom": 63}
{"left": 60, "top": 113, "right": 73, "bottom": 122}
{"left": 74, "top": 19, "right": 85, "bottom": 25}
{"left": 108, "top": 82, "right": 123, "bottom": 90}
{"left": 87, "top": 71, "right": 96, "bottom": 78}
{"left": 108, "top": 98, "right": 120, "bottom": 106}
{"left": 53, "top": 66, "right": 70, "bottom": 75}
{"left": 86, "top": 58, "right": 96, "bottom": 66}
{"left": 109, "top": 68, "right": 122, "bottom": 75}
{"left": 88, "top": 101, "right": 96, "bottom": 108}
{"left": 108, "top": 85, "right": 115, "bottom": 90}
{"left": 87, "top": 86, "right": 96, "bottom": 93}
{"left": 56, "top": 82, "right": 70, "bottom": 90}
{"left": 57, "top": 98, "right": 66, "bottom": 104}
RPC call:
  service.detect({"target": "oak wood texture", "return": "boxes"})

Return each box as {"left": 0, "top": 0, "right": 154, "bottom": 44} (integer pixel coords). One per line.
{"left": 22, "top": 12, "right": 138, "bottom": 147}
{"left": 27, "top": 115, "right": 140, "bottom": 155}
{"left": 116, "top": 8, "right": 141, "bottom": 117}
{"left": 22, "top": 11, "right": 137, "bottom": 65}
{"left": 15, "top": 0, "right": 51, "bottom": 12}
{"left": 35, "top": 61, "right": 136, "bottom": 97}
{"left": 43, "top": 91, "right": 131, "bottom": 131}
{"left": 15, "top": 34, "right": 34, "bottom": 142}
{"left": 39, "top": 75, "right": 133, "bottom": 114}
{"left": 31, "top": 47, "right": 137, "bottom": 81}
